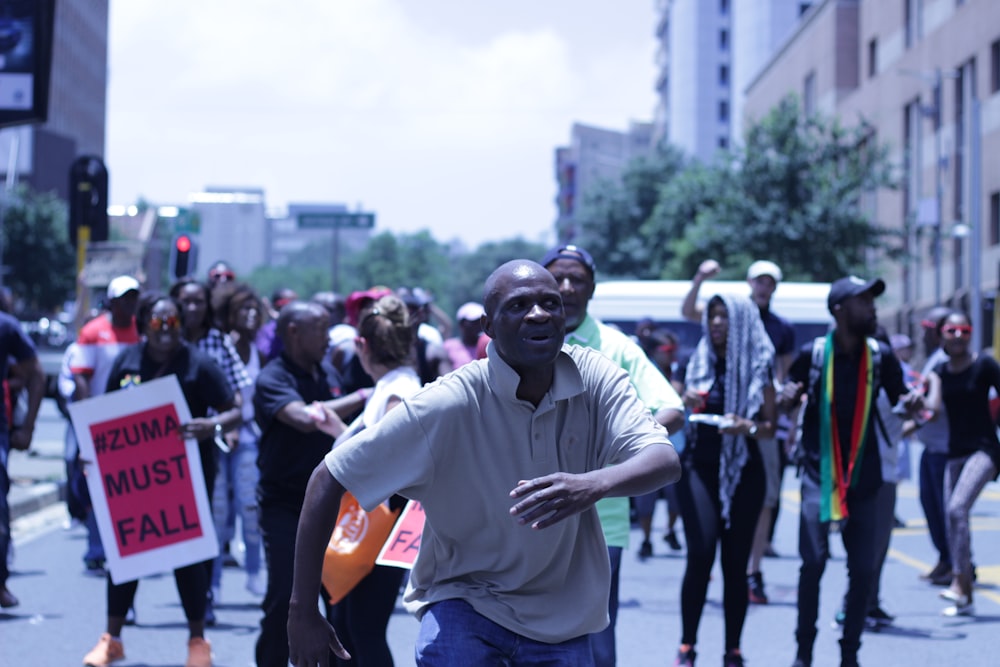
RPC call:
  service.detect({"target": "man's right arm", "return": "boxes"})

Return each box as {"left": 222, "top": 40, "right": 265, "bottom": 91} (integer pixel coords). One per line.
{"left": 287, "top": 464, "right": 351, "bottom": 663}
{"left": 680, "top": 259, "right": 720, "bottom": 322}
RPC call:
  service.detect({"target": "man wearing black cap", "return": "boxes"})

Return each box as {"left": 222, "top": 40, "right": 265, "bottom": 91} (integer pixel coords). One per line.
{"left": 542, "top": 244, "right": 684, "bottom": 667}
{"left": 778, "top": 276, "right": 922, "bottom": 667}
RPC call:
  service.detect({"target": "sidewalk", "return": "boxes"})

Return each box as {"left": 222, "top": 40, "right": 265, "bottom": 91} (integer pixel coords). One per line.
{"left": 7, "top": 398, "right": 68, "bottom": 521}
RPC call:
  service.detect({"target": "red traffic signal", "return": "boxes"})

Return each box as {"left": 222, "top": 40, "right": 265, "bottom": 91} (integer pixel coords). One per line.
{"left": 170, "top": 234, "right": 197, "bottom": 279}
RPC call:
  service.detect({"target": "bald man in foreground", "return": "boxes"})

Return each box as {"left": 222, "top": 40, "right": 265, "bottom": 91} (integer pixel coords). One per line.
{"left": 287, "top": 260, "right": 681, "bottom": 666}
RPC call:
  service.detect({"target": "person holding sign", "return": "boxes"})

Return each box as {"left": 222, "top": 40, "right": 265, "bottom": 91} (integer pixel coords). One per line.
{"left": 310, "top": 293, "right": 422, "bottom": 667}
{"left": 83, "top": 293, "right": 240, "bottom": 667}
{"left": 287, "top": 260, "right": 681, "bottom": 666}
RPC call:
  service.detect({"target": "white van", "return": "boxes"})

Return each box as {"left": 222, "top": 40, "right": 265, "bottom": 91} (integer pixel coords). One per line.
{"left": 588, "top": 279, "right": 833, "bottom": 353}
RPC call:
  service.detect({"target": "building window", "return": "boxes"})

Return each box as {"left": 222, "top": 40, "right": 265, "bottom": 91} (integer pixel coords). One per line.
{"left": 953, "top": 59, "right": 977, "bottom": 222}
{"left": 720, "top": 0, "right": 730, "bottom": 14}
{"left": 991, "top": 39, "right": 1000, "bottom": 93}
{"left": 990, "top": 192, "right": 1000, "bottom": 246}
{"left": 719, "top": 100, "right": 730, "bottom": 122}
{"left": 803, "top": 71, "right": 817, "bottom": 116}
{"left": 719, "top": 29, "right": 729, "bottom": 51}
{"left": 868, "top": 38, "right": 878, "bottom": 78}
{"left": 719, "top": 64, "right": 729, "bottom": 86}
{"left": 719, "top": 136, "right": 729, "bottom": 149}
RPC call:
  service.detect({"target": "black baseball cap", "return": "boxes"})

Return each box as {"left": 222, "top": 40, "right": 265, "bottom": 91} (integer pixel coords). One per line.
{"left": 541, "top": 244, "right": 596, "bottom": 277}
{"left": 827, "top": 276, "right": 886, "bottom": 313}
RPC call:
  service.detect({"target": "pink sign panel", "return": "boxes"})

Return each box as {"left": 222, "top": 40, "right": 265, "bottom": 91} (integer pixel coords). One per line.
{"left": 90, "top": 404, "right": 203, "bottom": 556}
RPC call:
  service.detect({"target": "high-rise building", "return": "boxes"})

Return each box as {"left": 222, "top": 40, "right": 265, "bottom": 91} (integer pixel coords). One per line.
{"left": 0, "top": 1, "right": 108, "bottom": 199}
{"left": 653, "top": 0, "right": 812, "bottom": 160}
{"left": 554, "top": 121, "right": 653, "bottom": 242}
{"left": 744, "top": 0, "right": 1000, "bottom": 347}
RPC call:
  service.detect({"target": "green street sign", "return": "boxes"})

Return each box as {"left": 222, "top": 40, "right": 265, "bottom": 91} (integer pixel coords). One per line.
{"left": 298, "top": 212, "right": 375, "bottom": 229}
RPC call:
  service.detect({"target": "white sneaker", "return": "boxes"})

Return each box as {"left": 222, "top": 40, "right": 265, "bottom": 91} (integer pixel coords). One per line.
{"left": 245, "top": 574, "right": 266, "bottom": 597}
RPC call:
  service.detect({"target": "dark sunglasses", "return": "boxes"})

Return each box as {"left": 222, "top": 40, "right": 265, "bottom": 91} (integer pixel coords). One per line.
{"left": 941, "top": 325, "right": 972, "bottom": 338}
{"left": 148, "top": 314, "right": 181, "bottom": 331}
{"left": 209, "top": 269, "right": 235, "bottom": 282}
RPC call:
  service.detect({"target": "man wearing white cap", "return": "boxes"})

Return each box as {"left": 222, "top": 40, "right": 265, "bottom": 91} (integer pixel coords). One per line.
{"left": 682, "top": 259, "right": 796, "bottom": 606}
{"left": 65, "top": 275, "right": 141, "bottom": 573}
{"left": 443, "top": 302, "right": 486, "bottom": 369}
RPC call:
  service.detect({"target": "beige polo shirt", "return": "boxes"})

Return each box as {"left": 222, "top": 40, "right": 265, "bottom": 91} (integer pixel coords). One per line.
{"left": 325, "top": 344, "right": 669, "bottom": 643}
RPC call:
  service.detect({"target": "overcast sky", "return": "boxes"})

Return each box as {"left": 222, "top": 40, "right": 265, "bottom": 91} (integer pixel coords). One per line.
{"left": 106, "top": 1, "right": 659, "bottom": 249}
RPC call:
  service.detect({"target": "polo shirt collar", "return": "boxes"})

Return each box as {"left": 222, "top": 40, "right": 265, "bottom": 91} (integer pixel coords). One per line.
{"left": 486, "top": 344, "right": 585, "bottom": 406}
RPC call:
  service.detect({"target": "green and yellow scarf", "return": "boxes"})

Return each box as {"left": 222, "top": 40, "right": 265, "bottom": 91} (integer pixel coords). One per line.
{"left": 818, "top": 333, "right": 873, "bottom": 522}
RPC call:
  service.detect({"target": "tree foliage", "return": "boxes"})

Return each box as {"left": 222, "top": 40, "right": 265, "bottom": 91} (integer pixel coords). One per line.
{"left": 0, "top": 185, "right": 76, "bottom": 312}
{"left": 575, "top": 95, "right": 897, "bottom": 282}
{"left": 573, "top": 145, "right": 686, "bottom": 278}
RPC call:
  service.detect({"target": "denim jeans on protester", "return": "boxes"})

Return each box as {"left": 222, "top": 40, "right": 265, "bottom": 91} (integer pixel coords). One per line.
{"left": 210, "top": 438, "right": 262, "bottom": 589}
{"left": 415, "top": 598, "right": 595, "bottom": 666}
{"left": 0, "top": 434, "right": 10, "bottom": 587}
{"left": 588, "top": 545, "right": 622, "bottom": 666}
{"left": 919, "top": 449, "right": 951, "bottom": 568}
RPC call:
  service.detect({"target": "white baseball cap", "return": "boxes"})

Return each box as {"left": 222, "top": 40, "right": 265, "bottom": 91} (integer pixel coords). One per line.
{"left": 106, "top": 275, "right": 140, "bottom": 300}
{"left": 747, "top": 260, "right": 783, "bottom": 282}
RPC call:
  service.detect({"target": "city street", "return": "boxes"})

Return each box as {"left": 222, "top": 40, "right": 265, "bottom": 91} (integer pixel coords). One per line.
{"left": 4, "top": 411, "right": 999, "bottom": 666}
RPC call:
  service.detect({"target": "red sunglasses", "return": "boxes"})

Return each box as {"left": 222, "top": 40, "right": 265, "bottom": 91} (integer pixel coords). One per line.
{"left": 941, "top": 324, "right": 972, "bottom": 338}
{"left": 149, "top": 314, "right": 181, "bottom": 331}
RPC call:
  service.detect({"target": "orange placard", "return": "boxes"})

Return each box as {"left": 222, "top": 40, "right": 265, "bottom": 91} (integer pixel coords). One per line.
{"left": 375, "top": 500, "right": 425, "bottom": 569}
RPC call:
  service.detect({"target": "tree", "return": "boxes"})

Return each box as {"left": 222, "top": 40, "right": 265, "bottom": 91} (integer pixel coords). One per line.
{"left": 647, "top": 95, "right": 897, "bottom": 282}
{"left": 573, "top": 145, "right": 686, "bottom": 278}
{"left": 0, "top": 185, "right": 75, "bottom": 312}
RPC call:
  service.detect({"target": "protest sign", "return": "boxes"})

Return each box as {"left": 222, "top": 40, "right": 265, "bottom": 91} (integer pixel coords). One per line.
{"left": 375, "top": 500, "right": 424, "bottom": 569}
{"left": 68, "top": 375, "right": 218, "bottom": 584}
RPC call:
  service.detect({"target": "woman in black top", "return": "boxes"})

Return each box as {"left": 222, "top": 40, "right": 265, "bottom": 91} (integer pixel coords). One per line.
{"left": 674, "top": 294, "right": 776, "bottom": 667}
{"left": 925, "top": 311, "right": 1000, "bottom": 617}
{"left": 83, "top": 293, "right": 240, "bottom": 667}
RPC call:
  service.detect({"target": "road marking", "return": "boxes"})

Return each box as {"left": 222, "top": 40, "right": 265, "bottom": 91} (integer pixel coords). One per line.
{"left": 888, "top": 549, "right": 1000, "bottom": 606}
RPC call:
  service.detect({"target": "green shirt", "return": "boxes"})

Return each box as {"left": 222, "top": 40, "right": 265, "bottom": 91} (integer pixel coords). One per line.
{"left": 566, "top": 313, "right": 683, "bottom": 547}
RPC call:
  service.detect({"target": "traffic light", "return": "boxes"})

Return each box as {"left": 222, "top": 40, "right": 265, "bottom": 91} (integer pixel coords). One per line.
{"left": 170, "top": 234, "right": 197, "bottom": 279}
{"left": 69, "top": 155, "right": 109, "bottom": 247}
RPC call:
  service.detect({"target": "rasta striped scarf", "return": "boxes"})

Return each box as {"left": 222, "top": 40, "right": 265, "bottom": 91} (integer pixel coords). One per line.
{"left": 818, "top": 333, "right": 873, "bottom": 522}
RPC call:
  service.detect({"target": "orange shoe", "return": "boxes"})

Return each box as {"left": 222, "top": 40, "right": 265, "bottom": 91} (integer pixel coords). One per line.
{"left": 83, "top": 633, "right": 125, "bottom": 666}
{"left": 186, "top": 637, "right": 212, "bottom": 667}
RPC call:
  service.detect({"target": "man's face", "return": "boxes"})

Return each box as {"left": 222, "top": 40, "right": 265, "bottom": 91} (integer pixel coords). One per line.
{"left": 484, "top": 265, "right": 565, "bottom": 372}
{"left": 837, "top": 291, "right": 878, "bottom": 337}
{"left": 177, "top": 283, "right": 208, "bottom": 331}
{"left": 110, "top": 291, "right": 139, "bottom": 322}
{"left": 545, "top": 257, "right": 594, "bottom": 332}
{"left": 748, "top": 275, "right": 777, "bottom": 309}
{"left": 292, "top": 308, "right": 331, "bottom": 365}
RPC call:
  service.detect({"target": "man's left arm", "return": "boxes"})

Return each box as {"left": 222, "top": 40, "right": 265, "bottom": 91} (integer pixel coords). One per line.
{"left": 9, "top": 356, "right": 45, "bottom": 451}
{"left": 509, "top": 443, "right": 680, "bottom": 530}
{"left": 883, "top": 344, "right": 922, "bottom": 414}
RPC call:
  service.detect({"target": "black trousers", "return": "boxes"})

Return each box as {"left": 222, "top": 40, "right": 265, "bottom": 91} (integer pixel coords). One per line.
{"left": 795, "top": 475, "right": 878, "bottom": 664}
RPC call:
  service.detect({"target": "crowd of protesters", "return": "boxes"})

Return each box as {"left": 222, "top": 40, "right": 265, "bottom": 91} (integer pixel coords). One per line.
{"left": 1, "top": 246, "right": 994, "bottom": 667}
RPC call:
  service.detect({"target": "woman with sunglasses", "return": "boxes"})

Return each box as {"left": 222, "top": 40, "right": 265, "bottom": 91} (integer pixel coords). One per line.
{"left": 923, "top": 312, "right": 1000, "bottom": 617}
{"left": 83, "top": 293, "right": 240, "bottom": 667}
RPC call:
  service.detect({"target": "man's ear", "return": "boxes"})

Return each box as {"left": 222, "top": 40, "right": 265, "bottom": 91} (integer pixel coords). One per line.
{"left": 480, "top": 314, "right": 492, "bottom": 338}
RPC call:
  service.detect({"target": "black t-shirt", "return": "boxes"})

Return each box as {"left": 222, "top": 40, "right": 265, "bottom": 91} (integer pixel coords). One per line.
{"left": 689, "top": 357, "right": 725, "bottom": 470}
{"left": 255, "top": 354, "right": 344, "bottom": 511}
{"left": 106, "top": 342, "right": 233, "bottom": 421}
{"left": 789, "top": 336, "right": 907, "bottom": 499}
{"left": 935, "top": 355, "right": 1000, "bottom": 474}
{"left": 761, "top": 308, "right": 796, "bottom": 357}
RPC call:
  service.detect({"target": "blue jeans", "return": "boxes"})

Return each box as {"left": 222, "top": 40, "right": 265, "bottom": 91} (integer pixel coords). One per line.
{"left": 0, "top": 433, "right": 10, "bottom": 586}
{"left": 415, "top": 599, "right": 594, "bottom": 666}
{"left": 211, "top": 437, "right": 261, "bottom": 588}
{"left": 919, "top": 449, "right": 951, "bottom": 567}
{"left": 588, "top": 545, "right": 622, "bottom": 666}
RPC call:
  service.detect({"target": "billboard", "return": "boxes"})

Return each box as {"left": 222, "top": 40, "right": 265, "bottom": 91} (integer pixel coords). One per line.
{"left": 0, "top": 0, "right": 54, "bottom": 128}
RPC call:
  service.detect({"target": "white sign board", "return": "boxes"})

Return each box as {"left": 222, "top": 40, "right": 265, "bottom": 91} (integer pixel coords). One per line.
{"left": 68, "top": 376, "right": 218, "bottom": 584}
